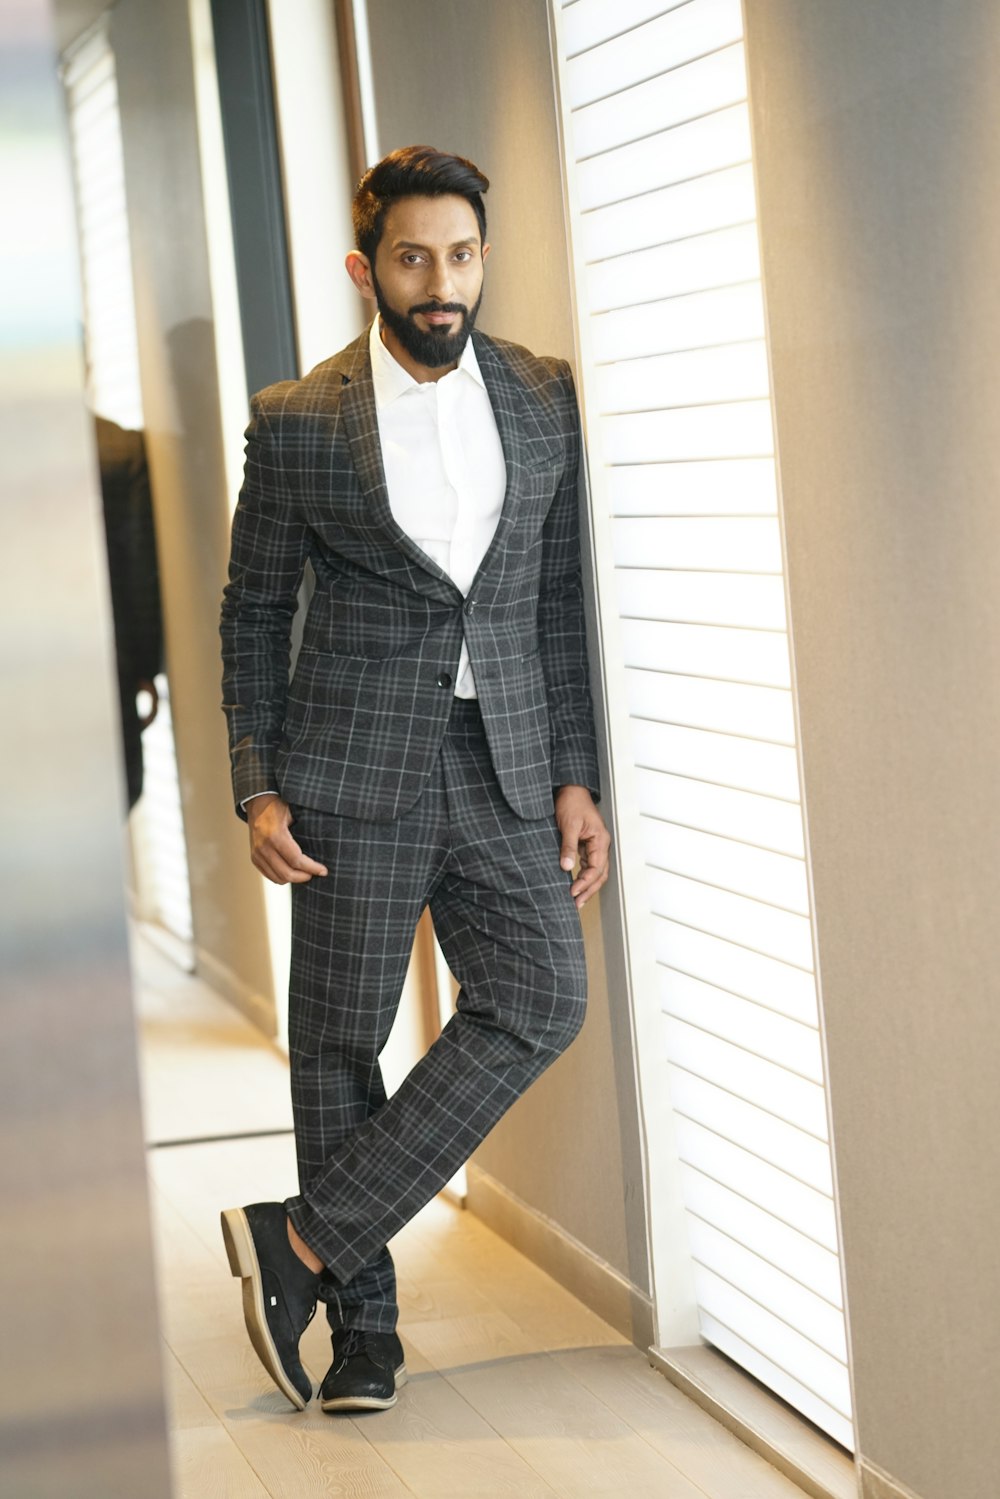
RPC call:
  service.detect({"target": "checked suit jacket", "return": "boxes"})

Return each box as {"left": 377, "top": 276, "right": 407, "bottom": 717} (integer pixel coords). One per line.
{"left": 220, "top": 326, "right": 601, "bottom": 825}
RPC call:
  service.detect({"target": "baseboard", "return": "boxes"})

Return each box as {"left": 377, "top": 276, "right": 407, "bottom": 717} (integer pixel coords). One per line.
{"left": 464, "top": 1163, "right": 655, "bottom": 1347}
{"left": 195, "top": 945, "right": 278, "bottom": 1039}
{"left": 859, "top": 1458, "right": 925, "bottom": 1499}
{"left": 649, "top": 1344, "right": 856, "bottom": 1499}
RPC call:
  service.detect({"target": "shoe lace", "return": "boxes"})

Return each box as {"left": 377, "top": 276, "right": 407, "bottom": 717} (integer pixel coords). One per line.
{"left": 339, "top": 1326, "right": 368, "bottom": 1359}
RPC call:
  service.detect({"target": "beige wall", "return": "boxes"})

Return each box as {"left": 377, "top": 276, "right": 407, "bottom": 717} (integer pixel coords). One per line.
{"left": 366, "top": 0, "right": 654, "bottom": 1318}
{"left": 743, "top": 4, "right": 1000, "bottom": 1496}
{"left": 112, "top": 0, "right": 276, "bottom": 1027}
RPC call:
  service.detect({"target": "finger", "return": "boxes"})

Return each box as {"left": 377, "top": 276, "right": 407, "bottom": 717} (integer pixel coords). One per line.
{"left": 252, "top": 848, "right": 317, "bottom": 885}
{"left": 559, "top": 821, "right": 583, "bottom": 873}
{"left": 571, "top": 861, "right": 608, "bottom": 900}
{"left": 271, "top": 829, "right": 328, "bottom": 877}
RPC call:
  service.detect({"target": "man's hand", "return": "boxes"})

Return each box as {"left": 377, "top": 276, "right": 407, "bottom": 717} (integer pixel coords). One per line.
{"left": 554, "top": 786, "right": 611, "bottom": 910}
{"left": 246, "top": 794, "right": 328, "bottom": 885}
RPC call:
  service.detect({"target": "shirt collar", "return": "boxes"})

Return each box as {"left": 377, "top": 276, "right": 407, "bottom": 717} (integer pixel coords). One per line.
{"left": 368, "top": 317, "right": 486, "bottom": 410}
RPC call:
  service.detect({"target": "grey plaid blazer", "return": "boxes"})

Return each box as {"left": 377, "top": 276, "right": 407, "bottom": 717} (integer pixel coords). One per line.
{"left": 220, "top": 327, "right": 600, "bottom": 823}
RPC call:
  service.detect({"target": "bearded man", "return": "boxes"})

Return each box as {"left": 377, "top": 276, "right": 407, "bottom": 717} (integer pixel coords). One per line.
{"left": 219, "top": 145, "right": 610, "bottom": 1414}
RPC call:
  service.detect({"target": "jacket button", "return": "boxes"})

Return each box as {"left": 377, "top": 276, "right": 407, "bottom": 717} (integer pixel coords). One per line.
{"left": 436, "top": 672, "right": 453, "bottom": 689}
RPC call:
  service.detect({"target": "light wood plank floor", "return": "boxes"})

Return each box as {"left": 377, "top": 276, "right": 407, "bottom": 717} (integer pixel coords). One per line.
{"left": 137, "top": 933, "right": 811, "bottom": 1499}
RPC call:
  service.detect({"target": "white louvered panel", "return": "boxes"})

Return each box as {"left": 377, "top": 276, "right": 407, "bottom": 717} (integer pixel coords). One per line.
{"left": 597, "top": 339, "right": 768, "bottom": 412}
{"left": 699, "top": 1312, "right": 854, "bottom": 1449}
{"left": 649, "top": 871, "right": 814, "bottom": 970}
{"left": 587, "top": 222, "right": 759, "bottom": 313}
{"left": 642, "top": 820, "right": 810, "bottom": 915}
{"left": 552, "top": 1, "right": 850, "bottom": 1436}
{"left": 626, "top": 669, "right": 794, "bottom": 739}
{"left": 688, "top": 1218, "right": 846, "bottom": 1358}
{"left": 566, "top": 0, "right": 744, "bottom": 110}
{"left": 592, "top": 282, "right": 765, "bottom": 362}
{"left": 653, "top": 921, "right": 817, "bottom": 1025}
{"left": 694, "top": 1268, "right": 851, "bottom": 1416}
{"left": 572, "top": 43, "right": 747, "bottom": 160}
{"left": 583, "top": 162, "right": 757, "bottom": 261}
{"left": 563, "top": 0, "right": 689, "bottom": 57}
{"left": 662, "top": 969, "right": 821, "bottom": 1076}
{"left": 613, "top": 515, "right": 781, "bottom": 569}
{"left": 630, "top": 718, "right": 798, "bottom": 798}
{"left": 674, "top": 1117, "right": 838, "bottom": 1249}
{"left": 680, "top": 1169, "right": 843, "bottom": 1305}
{"left": 619, "top": 573, "right": 787, "bottom": 631}
{"left": 664, "top": 1019, "right": 827, "bottom": 1137}
{"left": 577, "top": 104, "right": 751, "bottom": 211}
{"left": 668, "top": 1068, "right": 832, "bottom": 1194}
{"left": 608, "top": 458, "right": 777, "bottom": 516}
{"left": 624, "top": 620, "right": 791, "bottom": 686}
{"left": 636, "top": 770, "right": 806, "bottom": 859}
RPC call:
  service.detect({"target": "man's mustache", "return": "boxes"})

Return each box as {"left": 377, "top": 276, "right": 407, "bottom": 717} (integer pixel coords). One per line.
{"left": 408, "top": 302, "right": 467, "bottom": 317}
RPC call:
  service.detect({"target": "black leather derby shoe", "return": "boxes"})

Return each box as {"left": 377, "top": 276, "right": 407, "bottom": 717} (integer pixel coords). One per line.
{"left": 221, "top": 1202, "right": 321, "bottom": 1409}
{"left": 319, "top": 1328, "right": 407, "bottom": 1412}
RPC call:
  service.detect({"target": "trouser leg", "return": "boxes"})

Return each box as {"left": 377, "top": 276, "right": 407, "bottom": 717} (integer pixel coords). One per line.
{"left": 286, "top": 792, "right": 446, "bottom": 1334}
{"left": 284, "top": 701, "right": 587, "bottom": 1288}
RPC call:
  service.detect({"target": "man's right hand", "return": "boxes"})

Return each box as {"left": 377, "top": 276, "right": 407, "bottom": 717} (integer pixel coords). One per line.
{"left": 246, "top": 794, "right": 328, "bottom": 885}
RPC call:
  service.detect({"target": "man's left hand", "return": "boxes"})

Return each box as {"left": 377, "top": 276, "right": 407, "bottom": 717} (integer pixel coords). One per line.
{"left": 554, "top": 786, "right": 611, "bottom": 910}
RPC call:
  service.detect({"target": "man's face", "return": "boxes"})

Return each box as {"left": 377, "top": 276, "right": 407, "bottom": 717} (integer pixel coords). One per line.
{"left": 366, "top": 194, "right": 489, "bottom": 371}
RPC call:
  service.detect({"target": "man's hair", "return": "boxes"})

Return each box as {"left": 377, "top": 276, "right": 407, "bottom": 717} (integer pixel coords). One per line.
{"left": 352, "top": 145, "right": 490, "bottom": 263}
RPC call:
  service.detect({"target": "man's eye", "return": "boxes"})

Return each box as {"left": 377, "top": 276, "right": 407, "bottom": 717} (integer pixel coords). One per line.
{"left": 401, "top": 254, "right": 423, "bottom": 265}
{"left": 454, "top": 251, "right": 473, "bottom": 262}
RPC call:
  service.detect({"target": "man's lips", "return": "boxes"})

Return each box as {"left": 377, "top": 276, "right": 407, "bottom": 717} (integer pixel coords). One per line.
{"left": 413, "top": 308, "right": 463, "bottom": 326}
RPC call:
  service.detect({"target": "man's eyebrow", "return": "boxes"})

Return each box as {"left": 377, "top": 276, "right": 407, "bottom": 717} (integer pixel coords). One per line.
{"left": 392, "top": 238, "right": 479, "bottom": 252}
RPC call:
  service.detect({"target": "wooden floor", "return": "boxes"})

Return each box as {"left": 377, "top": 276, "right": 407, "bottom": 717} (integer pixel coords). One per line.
{"left": 136, "top": 932, "right": 811, "bottom": 1499}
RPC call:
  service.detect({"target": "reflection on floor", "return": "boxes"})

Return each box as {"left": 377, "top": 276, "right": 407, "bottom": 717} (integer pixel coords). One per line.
{"left": 136, "top": 931, "right": 809, "bottom": 1499}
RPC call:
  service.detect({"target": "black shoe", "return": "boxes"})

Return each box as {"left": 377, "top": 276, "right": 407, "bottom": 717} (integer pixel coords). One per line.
{"left": 319, "top": 1329, "right": 407, "bottom": 1412}
{"left": 221, "top": 1202, "right": 321, "bottom": 1409}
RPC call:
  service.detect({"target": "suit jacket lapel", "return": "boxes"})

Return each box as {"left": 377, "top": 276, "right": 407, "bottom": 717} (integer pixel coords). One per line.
{"left": 333, "top": 334, "right": 459, "bottom": 599}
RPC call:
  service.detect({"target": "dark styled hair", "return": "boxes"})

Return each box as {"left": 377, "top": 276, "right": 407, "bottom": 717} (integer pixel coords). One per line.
{"left": 352, "top": 145, "right": 490, "bottom": 262}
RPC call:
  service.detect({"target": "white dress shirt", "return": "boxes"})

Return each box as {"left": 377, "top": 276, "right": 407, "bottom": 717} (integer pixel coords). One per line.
{"left": 368, "top": 317, "right": 507, "bottom": 698}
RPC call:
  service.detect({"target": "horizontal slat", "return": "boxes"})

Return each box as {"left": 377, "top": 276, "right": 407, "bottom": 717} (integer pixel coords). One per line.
{"left": 586, "top": 222, "right": 759, "bottom": 313}
{"left": 695, "top": 1268, "right": 851, "bottom": 1415}
{"left": 662, "top": 968, "right": 821, "bottom": 1074}
{"left": 643, "top": 820, "right": 810, "bottom": 914}
{"left": 592, "top": 282, "right": 765, "bottom": 361}
{"left": 574, "top": 44, "right": 746, "bottom": 162}
{"left": 566, "top": 0, "right": 744, "bottom": 110}
{"left": 626, "top": 668, "right": 794, "bottom": 738}
{"left": 636, "top": 768, "right": 805, "bottom": 858}
{"left": 613, "top": 515, "right": 780, "bottom": 569}
{"left": 653, "top": 918, "right": 818, "bottom": 1024}
{"left": 623, "top": 620, "right": 791, "bottom": 687}
{"left": 603, "top": 401, "right": 773, "bottom": 463}
{"left": 688, "top": 1218, "right": 847, "bottom": 1358}
{"left": 669, "top": 1067, "right": 832, "bottom": 1192}
{"left": 597, "top": 340, "right": 768, "bottom": 413}
{"left": 631, "top": 719, "right": 798, "bottom": 799}
{"left": 563, "top": 0, "right": 689, "bottom": 58}
{"left": 578, "top": 103, "right": 751, "bottom": 211}
{"left": 699, "top": 1311, "right": 854, "bottom": 1448}
{"left": 664, "top": 1019, "right": 827, "bottom": 1136}
{"left": 583, "top": 162, "right": 756, "bottom": 260}
{"left": 679, "top": 1167, "right": 843, "bottom": 1305}
{"left": 674, "top": 1117, "right": 838, "bottom": 1247}
{"left": 618, "top": 572, "right": 787, "bottom": 631}
{"left": 606, "top": 457, "right": 776, "bottom": 516}
{"left": 649, "top": 868, "right": 814, "bottom": 968}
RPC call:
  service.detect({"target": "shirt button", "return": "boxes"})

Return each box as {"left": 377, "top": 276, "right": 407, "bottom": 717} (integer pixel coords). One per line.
{"left": 436, "top": 672, "right": 453, "bottom": 689}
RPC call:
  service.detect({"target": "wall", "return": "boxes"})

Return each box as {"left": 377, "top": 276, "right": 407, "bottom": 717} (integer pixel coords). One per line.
{"left": 0, "top": 2, "right": 171, "bottom": 1493}
{"left": 743, "top": 4, "right": 1000, "bottom": 1496}
{"left": 365, "top": 0, "right": 654, "bottom": 1330}
{"left": 111, "top": 0, "right": 278, "bottom": 1029}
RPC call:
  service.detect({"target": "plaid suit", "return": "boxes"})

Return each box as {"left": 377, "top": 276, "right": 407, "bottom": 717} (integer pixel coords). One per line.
{"left": 221, "top": 328, "right": 600, "bottom": 1332}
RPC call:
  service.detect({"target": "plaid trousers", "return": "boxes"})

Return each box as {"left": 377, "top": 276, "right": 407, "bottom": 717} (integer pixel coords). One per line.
{"left": 283, "top": 697, "right": 588, "bottom": 1334}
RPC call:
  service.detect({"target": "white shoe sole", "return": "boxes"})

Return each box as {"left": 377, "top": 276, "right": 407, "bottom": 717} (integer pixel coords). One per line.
{"left": 320, "top": 1363, "right": 408, "bottom": 1413}
{"left": 221, "top": 1206, "right": 310, "bottom": 1411}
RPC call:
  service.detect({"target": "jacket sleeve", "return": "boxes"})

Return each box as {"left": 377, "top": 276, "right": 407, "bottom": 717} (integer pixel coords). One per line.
{"left": 537, "top": 361, "right": 602, "bottom": 802}
{"left": 220, "top": 394, "right": 310, "bottom": 819}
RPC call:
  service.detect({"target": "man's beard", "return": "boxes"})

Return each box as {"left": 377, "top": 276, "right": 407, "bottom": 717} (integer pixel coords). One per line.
{"left": 372, "top": 270, "right": 484, "bottom": 369}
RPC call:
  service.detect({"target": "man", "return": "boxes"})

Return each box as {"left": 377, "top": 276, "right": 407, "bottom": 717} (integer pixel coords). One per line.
{"left": 219, "top": 146, "right": 610, "bottom": 1415}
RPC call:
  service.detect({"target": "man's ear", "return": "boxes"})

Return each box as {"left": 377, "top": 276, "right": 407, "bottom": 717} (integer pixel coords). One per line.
{"left": 481, "top": 241, "right": 492, "bottom": 265}
{"left": 345, "top": 250, "right": 376, "bottom": 301}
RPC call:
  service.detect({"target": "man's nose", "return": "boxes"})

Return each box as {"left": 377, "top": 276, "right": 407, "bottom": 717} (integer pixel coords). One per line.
{"left": 425, "top": 259, "right": 456, "bottom": 303}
